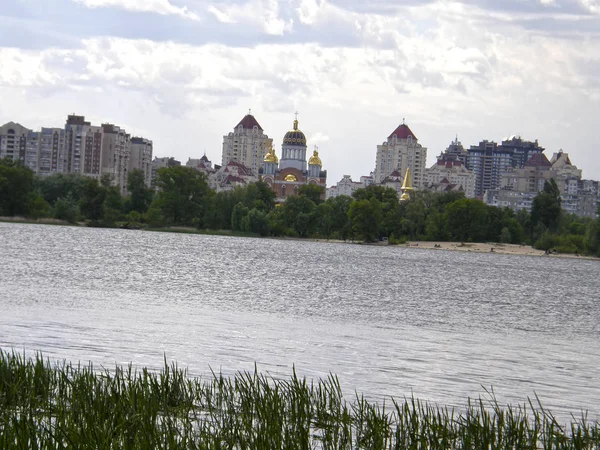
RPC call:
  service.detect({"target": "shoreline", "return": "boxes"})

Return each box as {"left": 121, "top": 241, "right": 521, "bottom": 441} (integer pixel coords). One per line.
{"left": 404, "top": 240, "right": 598, "bottom": 260}
{"left": 2, "top": 217, "right": 598, "bottom": 261}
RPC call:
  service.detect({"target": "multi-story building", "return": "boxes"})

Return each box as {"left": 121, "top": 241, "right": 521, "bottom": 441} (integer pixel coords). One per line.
{"left": 100, "top": 124, "right": 130, "bottom": 194}
{"left": 423, "top": 138, "right": 476, "bottom": 198}
{"left": 501, "top": 136, "right": 545, "bottom": 169}
{"left": 424, "top": 157, "right": 476, "bottom": 198}
{"left": 212, "top": 160, "right": 258, "bottom": 192}
{"left": 327, "top": 174, "right": 374, "bottom": 199}
{"left": 0, "top": 122, "right": 30, "bottom": 165}
{"left": 129, "top": 137, "right": 153, "bottom": 187}
{"left": 222, "top": 113, "right": 273, "bottom": 174}
{"left": 38, "top": 128, "right": 66, "bottom": 176}
{"left": 485, "top": 151, "right": 599, "bottom": 218}
{"left": 466, "top": 140, "right": 513, "bottom": 197}
{"left": 374, "top": 121, "right": 427, "bottom": 188}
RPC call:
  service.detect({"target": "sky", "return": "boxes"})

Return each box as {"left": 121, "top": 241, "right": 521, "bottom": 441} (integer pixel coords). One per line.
{"left": 1, "top": 0, "right": 599, "bottom": 184}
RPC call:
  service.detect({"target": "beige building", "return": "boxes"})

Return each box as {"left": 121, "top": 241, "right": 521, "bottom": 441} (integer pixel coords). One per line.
{"left": 374, "top": 121, "right": 427, "bottom": 188}
{"left": 222, "top": 112, "right": 273, "bottom": 174}
{"left": 327, "top": 174, "right": 374, "bottom": 199}
{"left": 424, "top": 154, "right": 475, "bottom": 198}
{"left": 129, "top": 137, "right": 153, "bottom": 187}
{"left": 500, "top": 151, "right": 582, "bottom": 195}
{"left": 0, "top": 122, "right": 31, "bottom": 165}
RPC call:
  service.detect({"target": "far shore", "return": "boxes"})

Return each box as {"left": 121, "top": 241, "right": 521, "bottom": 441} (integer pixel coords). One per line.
{"left": 2, "top": 216, "right": 598, "bottom": 261}
{"left": 403, "top": 240, "right": 598, "bottom": 260}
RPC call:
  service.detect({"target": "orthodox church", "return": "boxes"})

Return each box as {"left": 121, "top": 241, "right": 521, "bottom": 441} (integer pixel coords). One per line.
{"left": 259, "top": 116, "right": 327, "bottom": 201}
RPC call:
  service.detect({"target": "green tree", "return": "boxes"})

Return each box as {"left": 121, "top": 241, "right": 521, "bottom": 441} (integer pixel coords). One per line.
{"left": 281, "top": 195, "right": 317, "bottom": 236}
{"left": 101, "top": 175, "right": 124, "bottom": 225}
{"left": 246, "top": 208, "right": 269, "bottom": 235}
{"left": 36, "top": 173, "right": 87, "bottom": 206}
{"left": 231, "top": 202, "right": 249, "bottom": 231}
{"left": 298, "top": 184, "right": 325, "bottom": 205}
{"left": 79, "top": 178, "right": 106, "bottom": 222}
{"left": 127, "top": 169, "right": 153, "bottom": 214}
{"left": 53, "top": 194, "right": 79, "bottom": 223}
{"left": 0, "top": 157, "right": 35, "bottom": 216}
{"left": 326, "top": 196, "right": 353, "bottom": 240}
{"left": 531, "top": 178, "right": 562, "bottom": 233}
{"left": 444, "top": 198, "right": 489, "bottom": 242}
{"left": 348, "top": 198, "right": 382, "bottom": 242}
{"left": 150, "top": 166, "right": 212, "bottom": 226}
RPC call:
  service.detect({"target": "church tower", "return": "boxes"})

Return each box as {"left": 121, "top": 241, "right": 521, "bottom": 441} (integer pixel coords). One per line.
{"left": 279, "top": 115, "right": 307, "bottom": 172}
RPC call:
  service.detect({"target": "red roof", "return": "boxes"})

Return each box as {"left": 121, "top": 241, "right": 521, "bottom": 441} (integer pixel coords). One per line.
{"left": 525, "top": 153, "right": 551, "bottom": 168}
{"left": 236, "top": 114, "right": 263, "bottom": 131}
{"left": 388, "top": 123, "right": 417, "bottom": 140}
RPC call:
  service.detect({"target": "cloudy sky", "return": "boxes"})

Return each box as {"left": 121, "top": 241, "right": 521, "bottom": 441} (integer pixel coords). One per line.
{"left": 1, "top": 0, "right": 599, "bottom": 183}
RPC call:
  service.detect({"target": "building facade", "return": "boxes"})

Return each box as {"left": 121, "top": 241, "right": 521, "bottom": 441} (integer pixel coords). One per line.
{"left": 222, "top": 113, "right": 273, "bottom": 174}
{"left": 327, "top": 174, "right": 374, "bottom": 199}
{"left": 129, "top": 137, "right": 153, "bottom": 187}
{"left": 260, "top": 117, "right": 327, "bottom": 201}
{"left": 2, "top": 115, "right": 152, "bottom": 191}
{"left": 374, "top": 121, "right": 427, "bottom": 188}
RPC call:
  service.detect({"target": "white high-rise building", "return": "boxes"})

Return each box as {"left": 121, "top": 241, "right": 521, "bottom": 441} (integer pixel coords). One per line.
{"left": 374, "top": 121, "right": 427, "bottom": 188}
{"left": 222, "top": 112, "right": 273, "bottom": 174}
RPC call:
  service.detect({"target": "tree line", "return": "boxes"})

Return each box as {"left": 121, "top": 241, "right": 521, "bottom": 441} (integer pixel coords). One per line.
{"left": 1, "top": 157, "right": 599, "bottom": 256}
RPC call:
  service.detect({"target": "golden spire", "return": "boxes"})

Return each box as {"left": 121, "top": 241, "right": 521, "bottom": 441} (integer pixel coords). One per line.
{"left": 293, "top": 111, "right": 299, "bottom": 130}
{"left": 308, "top": 146, "right": 322, "bottom": 166}
{"left": 400, "top": 167, "right": 413, "bottom": 201}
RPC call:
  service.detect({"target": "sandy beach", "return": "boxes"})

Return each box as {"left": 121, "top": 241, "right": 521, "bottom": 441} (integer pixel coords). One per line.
{"left": 405, "top": 241, "right": 598, "bottom": 260}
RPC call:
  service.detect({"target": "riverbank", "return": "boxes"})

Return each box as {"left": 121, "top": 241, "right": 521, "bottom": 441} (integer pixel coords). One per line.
{"left": 1, "top": 350, "right": 598, "bottom": 449}
{"left": 2, "top": 217, "right": 598, "bottom": 260}
{"left": 404, "top": 240, "right": 598, "bottom": 260}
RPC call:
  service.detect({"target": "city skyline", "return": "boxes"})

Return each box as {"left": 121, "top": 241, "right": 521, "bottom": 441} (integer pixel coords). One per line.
{"left": 1, "top": 0, "right": 599, "bottom": 184}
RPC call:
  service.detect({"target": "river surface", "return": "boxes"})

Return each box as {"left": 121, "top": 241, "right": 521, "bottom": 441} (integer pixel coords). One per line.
{"left": 1, "top": 222, "right": 599, "bottom": 421}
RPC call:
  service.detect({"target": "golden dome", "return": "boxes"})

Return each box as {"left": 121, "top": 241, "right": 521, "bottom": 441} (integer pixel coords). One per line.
{"left": 283, "top": 119, "right": 307, "bottom": 146}
{"left": 263, "top": 143, "right": 279, "bottom": 163}
{"left": 308, "top": 149, "right": 322, "bottom": 166}
{"left": 284, "top": 174, "right": 297, "bottom": 182}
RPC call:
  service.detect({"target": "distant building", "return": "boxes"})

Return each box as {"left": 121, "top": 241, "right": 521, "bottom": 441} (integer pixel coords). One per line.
{"left": 327, "top": 174, "right": 374, "bottom": 199}
{"left": 129, "top": 137, "right": 153, "bottom": 187}
{"left": 222, "top": 112, "right": 273, "bottom": 174}
{"left": 466, "top": 137, "right": 546, "bottom": 198}
{"left": 2, "top": 115, "right": 152, "bottom": 191}
{"left": 213, "top": 160, "right": 258, "bottom": 192}
{"left": 0, "top": 122, "right": 31, "bottom": 167}
{"left": 484, "top": 151, "right": 599, "bottom": 218}
{"left": 424, "top": 138, "right": 475, "bottom": 198}
{"left": 374, "top": 121, "right": 427, "bottom": 188}
{"left": 260, "top": 116, "right": 327, "bottom": 202}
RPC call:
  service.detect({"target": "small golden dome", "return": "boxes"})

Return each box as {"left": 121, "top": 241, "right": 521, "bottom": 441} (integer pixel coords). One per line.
{"left": 308, "top": 149, "right": 322, "bottom": 166}
{"left": 263, "top": 143, "right": 279, "bottom": 163}
{"left": 284, "top": 174, "right": 297, "bottom": 182}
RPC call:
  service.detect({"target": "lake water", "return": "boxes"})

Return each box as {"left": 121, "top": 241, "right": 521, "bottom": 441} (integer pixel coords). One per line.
{"left": 1, "top": 222, "right": 599, "bottom": 421}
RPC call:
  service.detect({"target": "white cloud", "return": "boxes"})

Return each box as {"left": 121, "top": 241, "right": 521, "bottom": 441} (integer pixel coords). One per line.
{"left": 206, "top": 0, "right": 293, "bottom": 35}
{"left": 2, "top": 0, "right": 600, "bottom": 182}
{"left": 72, "top": 0, "right": 200, "bottom": 20}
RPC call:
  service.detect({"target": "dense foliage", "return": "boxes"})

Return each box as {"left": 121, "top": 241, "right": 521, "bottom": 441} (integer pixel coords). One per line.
{"left": 1, "top": 157, "right": 599, "bottom": 256}
{"left": 1, "top": 351, "right": 599, "bottom": 449}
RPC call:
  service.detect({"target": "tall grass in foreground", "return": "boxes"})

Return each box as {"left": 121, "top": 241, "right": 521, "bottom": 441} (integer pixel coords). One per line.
{"left": 1, "top": 351, "right": 598, "bottom": 449}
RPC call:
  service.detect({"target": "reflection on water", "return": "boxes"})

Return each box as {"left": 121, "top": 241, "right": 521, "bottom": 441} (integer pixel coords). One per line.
{"left": 1, "top": 222, "right": 599, "bottom": 421}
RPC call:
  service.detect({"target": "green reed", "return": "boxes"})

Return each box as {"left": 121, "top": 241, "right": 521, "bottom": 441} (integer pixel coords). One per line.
{"left": 1, "top": 350, "right": 599, "bottom": 449}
